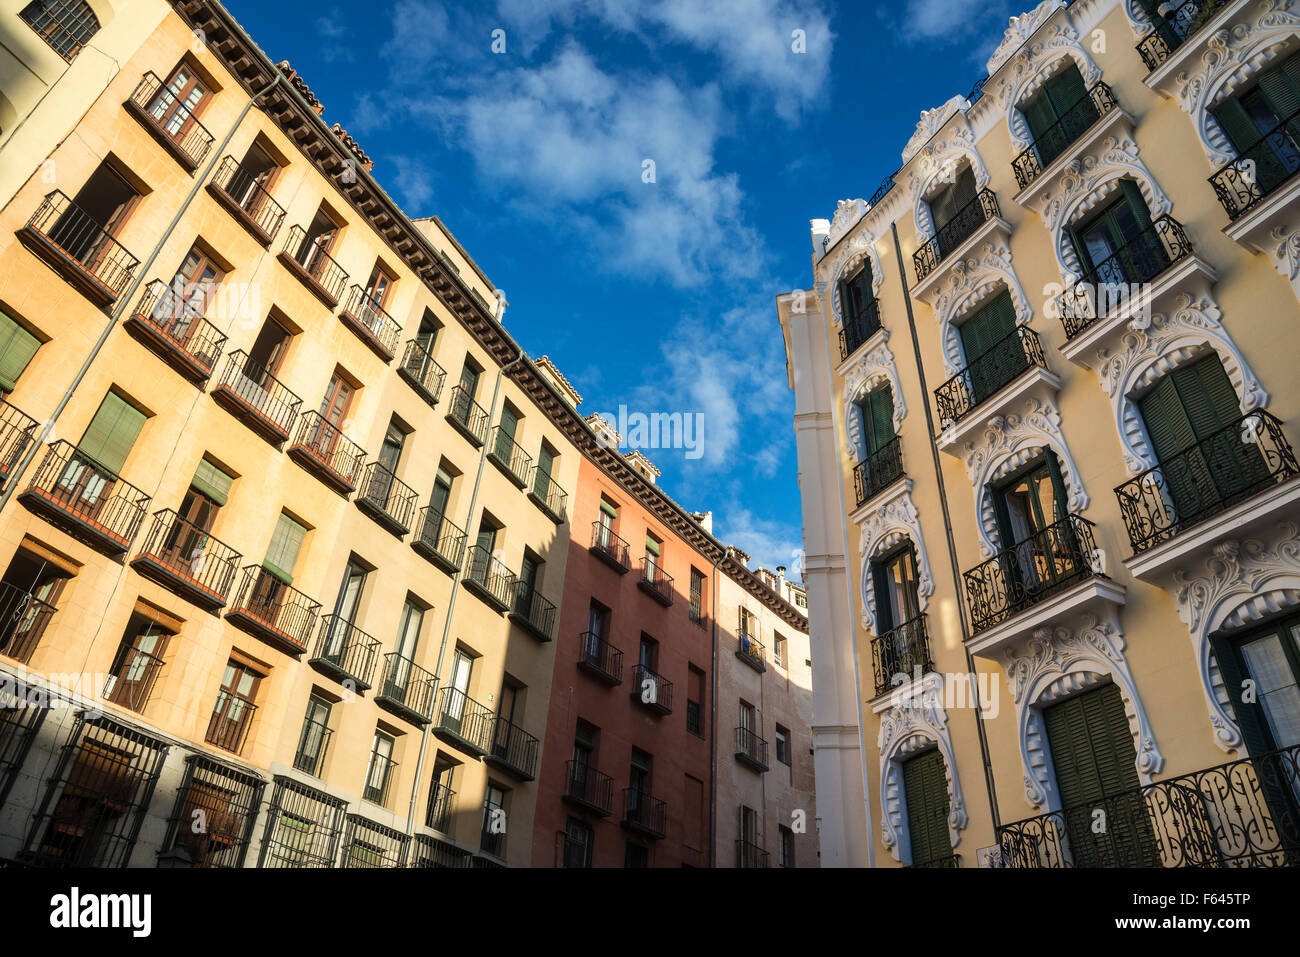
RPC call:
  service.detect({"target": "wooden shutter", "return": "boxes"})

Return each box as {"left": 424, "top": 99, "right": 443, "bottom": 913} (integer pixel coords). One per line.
{"left": 1175, "top": 353, "right": 1241, "bottom": 440}
{"left": 78, "top": 392, "right": 146, "bottom": 473}
{"left": 0, "top": 311, "right": 40, "bottom": 393}
{"left": 191, "top": 459, "right": 233, "bottom": 507}
{"left": 1023, "top": 90, "right": 1058, "bottom": 143}
{"left": 1045, "top": 63, "right": 1089, "bottom": 115}
{"left": 536, "top": 445, "right": 554, "bottom": 481}
{"left": 959, "top": 290, "right": 1016, "bottom": 362}
{"left": 902, "top": 749, "right": 952, "bottom": 865}
{"left": 1044, "top": 683, "right": 1141, "bottom": 807}
{"left": 1257, "top": 51, "right": 1300, "bottom": 121}
{"left": 499, "top": 406, "right": 518, "bottom": 440}
{"left": 263, "top": 513, "right": 307, "bottom": 583}
{"left": 1138, "top": 374, "right": 1199, "bottom": 464}
{"left": 1119, "top": 179, "right": 1153, "bottom": 232}
{"left": 1213, "top": 96, "right": 1265, "bottom": 154}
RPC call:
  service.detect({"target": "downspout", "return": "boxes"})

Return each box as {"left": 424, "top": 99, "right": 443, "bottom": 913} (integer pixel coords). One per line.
{"left": 889, "top": 221, "right": 1000, "bottom": 832}
{"left": 405, "top": 347, "right": 524, "bottom": 836}
{"left": 707, "top": 545, "right": 728, "bottom": 868}
{"left": 0, "top": 72, "right": 285, "bottom": 519}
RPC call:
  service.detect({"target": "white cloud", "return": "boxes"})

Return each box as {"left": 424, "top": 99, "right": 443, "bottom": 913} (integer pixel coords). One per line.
{"left": 714, "top": 506, "right": 804, "bottom": 574}
{"left": 386, "top": 155, "right": 436, "bottom": 209}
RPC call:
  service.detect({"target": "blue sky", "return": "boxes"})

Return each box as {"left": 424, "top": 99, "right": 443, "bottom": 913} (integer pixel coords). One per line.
{"left": 224, "top": 0, "right": 1028, "bottom": 573}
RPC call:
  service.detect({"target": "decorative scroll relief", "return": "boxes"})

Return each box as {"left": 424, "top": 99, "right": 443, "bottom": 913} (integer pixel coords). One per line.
{"left": 1121, "top": 0, "right": 1155, "bottom": 36}
{"left": 1094, "top": 294, "right": 1267, "bottom": 474}
{"left": 1173, "top": 524, "right": 1300, "bottom": 754}
{"left": 820, "top": 229, "right": 884, "bottom": 326}
{"left": 986, "top": 0, "right": 1069, "bottom": 76}
{"left": 843, "top": 335, "right": 907, "bottom": 461}
{"left": 1267, "top": 223, "right": 1300, "bottom": 292}
{"left": 908, "top": 127, "right": 990, "bottom": 241}
{"left": 857, "top": 485, "right": 935, "bottom": 632}
{"left": 960, "top": 399, "right": 1089, "bottom": 558}
{"left": 901, "top": 94, "right": 971, "bottom": 164}
{"left": 878, "top": 683, "right": 968, "bottom": 862}
{"left": 1000, "top": 614, "right": 1165, "bottom": 810}
{"left": 997, "top": 38, "right": 1104, "bottom": 150}
{"left": 1172, "top": 3, "right": 1300, "bottom": 168}
{"left": 828, "top": 198, "right": 867, "bottom": 249}
{"left": 931, "top": 240, "right": 1034, "bottom": 375}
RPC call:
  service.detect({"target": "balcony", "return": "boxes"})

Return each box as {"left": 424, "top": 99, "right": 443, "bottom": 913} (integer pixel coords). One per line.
{"left": 411, "top": 507, "right": 466, "bottom": 574}
{"left": 838, "top": 298, "right": 883, "bottom": 362}
{"left": 853, "top": 436, "right": 904, "bottom": 508}
{"left": 638, "top": 558, "right": 674, "bottom": 606}
{"left": 211, "top": 351, "right": 302, "bottom": 445}
{"left": 355, "top": 463, "right": 418, "bottom": 535}
{"left": 1116, "top": 411, "right": 1300, "bottom": 578}
{"left": 433, "top": 687, "right": 494, "bottom": 757}
{"left": 1013, "top": 82, "right": 1121, "bottom": 194}
{"left": 913, "top": 188, "right": 1003, "bottom": 288}
{"left": 1136, "top": 0, "right": 1230, "bottom": 72}
{"left": 340, "top": 285, "right": 402, "bottom": 362}
{"left": 907, "top": 853, "right": 961, "bottom": 869}
{"left": 589, "top": 522, "right": 630, "bottom": 573}
{"left": 19, "top": 442, "right": 150, "bottom": 555}
{"left": 411, "top": 834, "right": 471, "bottom": 868}
{"left": 508, "top": 580, "right": 556, "bottom": 643}
{"left": 1055, "top": 216, "right": 1206, "bottom": 367}
{"left": 124, "top": 280, "right": 227, "bottom": 383}
{"left": 736, "top": 839, "right": 770, "bottom": 869}
{"left": 425, "top": 782, "right": 455, "bottom": 834}
{"left": 0, "top": 580, "right": 57, "bottom": 664}
{"left": 293, "top": 713, "right": 333, "bottom": 777}
{"left": 735, "top": 727, "right": 769, "bottom": 773}
{"left": 462, "top": 544, "right": 516, "bottom": 612}
{"left": 124, "top": 72, "right": 214, "bottom": 171}
{"left": 287, "top": 411, "right": 366, "bottom": 494}
{"left": 277, "top": 225, "right": 349, "bottom": 307}
{"left": 527, "top": 468, "right": 568, "bottom": 524}
{"left": 629, "top": 663, "right": 673, "bottom": 716}
{"left": 362, "top": 755, "right": 399, "bottom": 807}
{"left": 224, "top": 565, "right": 322, "bottom": 656}
{"left": 0, "top": 402, "right": 39, "bottom": 491}
{"left": 577, "top": 631, "right": 623, "bottom": 685}
{"left": 375, "top": 653, "right": 437, "bottom": 726}
{"left": 870, "top": 613, "right": 934, "bottom": 699}
{"left": 934, "top": 326, "right": 1058, "bottom": 456}
{"left": 563, "top": 760, "right": 614, "bottom": 816}
{"left": 1208, "top": 106, "right": 1300, "bottom": 269}
{"left": 206, "top": 692, "right": 258, "bottom": 756}
{"left": 309, "top": 615, "right": 381, "bottom": 692}
{"left": 487, "top": 427, "right": 533, "bottom": 488}
{"left": 207, "top": 156, "right": 286, "bottom": 245}
{"left": 998, "top": 743, "right": 1300, "bottom": 868}
{"left": 129, "top": 508, "right": 242, "bottom": 609}
{"left": 397, "top": 339, "right": 446, "bottom": 408}
{"left": 736, "top": 632, "right": 765, "bottom": 673}
{"left": 485, "top": 718, "right": 540, "bottom": 781}
{"left": 17, "top": 191, "right": 140, "bottom": 305}
{"left": 621, "top": 788, "right": 667, "bottom": 840}
{"left": 445, "top": 386, "right": 489, "bottom": 447}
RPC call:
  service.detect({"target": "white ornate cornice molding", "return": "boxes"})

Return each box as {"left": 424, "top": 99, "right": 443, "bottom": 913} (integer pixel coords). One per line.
{"left": 878, "top": 681, "right": 968, "bottom": 861}
{"left": 1173, "top": 523, "right": 1300, "bottom": 753}
{"left": 1001, "top": 612, "right": 1164, "bottom": 810}
{"left": 906, "top": 123, "right": 990, "bottom": 241}
{"left": 901, "top": 94, "right": 971, "bottom": 164}
{"left": 931, "top": 240, "right": 1034, "bottom": 374}
{"left": 857, "top": 484, "right": 935, "bottom": 632}
{"left": 828, "top": 198, "right": 867, "bottom": 248}
{"left": 1120, "top": 0, "right": 1155, "bottom": 35}
{"left": 843, "top": 334, "right": 907, "bottom": 460}
{"left": 960, "top": 398, "right": 1088, "bottom": 557}
{"left": 1266, "top": 222, "right": 1300, "bottom": 290}
{"left": 986, "top": 0, "right": 1069, "bottom": 76}
{"left": 1094, "top": 293, "right": 1267, "bottom": 474}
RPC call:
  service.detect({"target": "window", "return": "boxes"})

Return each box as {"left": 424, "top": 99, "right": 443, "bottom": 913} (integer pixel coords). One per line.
{"left": 0, "top": 546, "right": 71, "bottom": 663}
{"left": 426, "top": 755, "right": 456, "bottom": 831}
{"left": 259, "top": 777, "right": 346, "bottom": 869}
{"left": 227, "top": 141, "right": 281, "bottom": 219}
{"left": 1066, "top": 181, "right": 1165, "bottom": 286}
{"left": 0, "top": 309, "right": 41, "bottom": 396}
{"left": 363, "top": 263, "right": 395, "bottom": 310}
{"left": 638, "top": 634, "right": 658, "bottom": 673}
{"left": 738, "top": 805, "right": 760, "bottom": 864}
{"left": 205, "top": 660, "right": 262, "bottom": 754}
{"left": 644, "top": 533, "right": 662, "bottom": 579}
{"left": 629, "top": 749, "right": 652, "bottom": 806}
{"left": 1212, "top": 50, "right": 1300, "bottom": 197}
{"left": 1021, "top": 61, "right": 1092, "bottom": 165}
{"left": 414, "top": 309, "right": 441, "bottom": 355}
{"left": 902, "top": 748, "right": 953, "bottom": 867}
{"left": 684, "top": 774, "right": 705, "bottom": 850}
{"left": 54, "top": 162, "right": 141, "bottom": 256}
{"left": 928, "top": 164, "right": 978, "bottom": 252}
{"left": 245, "top": 315, "right": 292, "bottom": 378}
{"left": 458, "top": 360, "right": 481, "bottom": 400}
{"left": 103, "top": 613, "right": 172, "bottom": 712}
{"left": 20, "top": 0, "right": 99, "bottom": 60}
{"left": 392, "top": 597, "right": 424, "bottom": 667}
{"left": 779, "top": 825, "right": 796, "bottom": 868}
{"left": 480, "top": 783, "right": 508, "bottom": 857}
{"left": 956, "top": 289, "right": 1017, "bottom": 402}
{"left": 263, "top": 512, "right": 308, "bottom": 584}
{"left": 294, "top": 696, "right": 332, "bottom": 776}
{"left": 295, "top": 205, "right": 341, "bottom": 266}
{"left": 689, "top": 566, "right": 705, "bottom": 624}
{"left": 570, "top": 720, "right": 597, "bottom": 798}
{"left": 857, "top": 385, "right": 896, "bottom": 465}
{"left": 775, "top": 725, "right": 791, "bottom": 766}
{"left": 774, "top": 633, "right": 788, "bottom": 667}
{"left": 687, "top": 664, "right": 705, "bottom": 737}
{"left": 873, "top": 545, "right": 921, "bottom": 636}
{"left": 838, "top": 260, "right": 873, "bottom": 325}
{"left": 430, "top": 463, "right": 454, "bottom": 518}
{"left": 443, "top": 648, "right": 475, "bottom": 735}
{"left": 533, "top": 442, "right": 557, "bottom": 500}
{"left": 147, "top": 62, "right": 211, "bottom": 142}
{"left": 563, "top": 817, "right": 593, "bottom": 868}
{"left": 163, "top": 757, "right": 264, "bottom": 868}
{"left": 78, "top": 391, "right": 146, "bottom": 474}
{"left": 363, "top": 730, "right": 396, "bottom": 806}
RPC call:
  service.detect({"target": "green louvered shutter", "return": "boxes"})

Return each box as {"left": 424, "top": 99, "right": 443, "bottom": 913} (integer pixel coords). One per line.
{"left": 1213, "top": 97, "right": 1265, "bottom": 154}
{"left": 902, "top": 749, "right": 952, "bottom": 866}
{"left": 0, "top": 311, "right": 40, "bottom": 394}
{"left": 864, "top": 387, "right": 894, "bottom": 456}
{"left": 960, "top": 291, "right": 1019, "bottom": 403}
{"left": 78, "top": 393, "right": 146, "bottom": 473}
{"left": 1119, "top": 179, "right": 1153, "bottom": 232}
{"left": 1257, "top": 51, "right": 1300, "bottom": 122}
{"left": 1046, "top": 63, "right": 1089, "bottom": 115}
{"left": 263, "top": 513, "right": 307, "bottom": 584}
{"left": 191, "top": 459, "right": 234, "bottom": 506}
{"left": 1023, "top": 89, "right": 1058, "bottom": 144}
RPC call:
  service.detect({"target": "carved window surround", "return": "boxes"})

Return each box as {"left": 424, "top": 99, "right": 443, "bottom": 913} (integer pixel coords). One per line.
{"left": 929, "top": 241, "right": 1035, "bottom": 377}
{"left": 854, "top": 480, "right": 934, "bottom": 634}
{"left": 841, "top": 332, "right": 907, "bottom": 462}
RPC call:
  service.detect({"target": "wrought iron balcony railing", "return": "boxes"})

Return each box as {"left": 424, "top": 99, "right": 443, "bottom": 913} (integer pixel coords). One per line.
{"left": 425, "top": 782, "right": 455, "bottom": 833}
{"left": 870, "top": 613, "right": 934, "bottom": 698}
{"left": 907, "top": 853, "right": 961, "bottom": 868}
{"left": 376, "top": 653, "right": 437, "bottom": 725}
{"left": 445, "top": 385, "right": 489, "bottom": 446}
{"left": 838, "top": 297, "right": 883, "bottom": 361}
{"left": 412, "top": 834, "right": 471, "bottom": 868}
{"left": 630, "top": 663, "right": 673, "bottom": 715}
{"left": 639, "top": 558, "right": 674, "bottom": 606}
{"left": 435, "top": 687, "right": 495, "bottom": 755}
{"left": 528, "top": 467, "right": 568, "bottom": 523}
{"left": 564, "top": 760, "right": 614, "bottom": 816}
{"left": 288, "top": 410, "right": 366, "bottom": 493}
{"left": 487, "top": 718, "right": 540, "bottom": 780}
{"left": 19, "top": 191, "right": 140, "bottom": 302}
{"left": 488, "top": 426, "right": 533, "bottom": 487}
{"left": 735, "top": 726, "right": 769, "bottom": 771}
{"left": 293, "top": 714, "right": 333, "bottom": 777}
{"left": 914, "top": 189, "right": 1001, "bottom": 283}
{"left": 1208, "top": 105, "right": 1300, "bottom": 220}
{"left": 736, "top": 839, "right": 770, "bottom": 868}
{"left": 463, "top": 544, "right": 516, "bottom": 611}
{"left": 1012, "top": 82, "right": 1120, "bottom": 189}
{"left": 225, "top": 566, "right": 322, "bottom": 655}
{"left": 341, "top": 285, "right": 402, "bottom": 360}
{"left": 20, "top": 441, "right": 150, "bottom": 554}
{"left": 130, "top": 508, "right": 242, "bottom": 608}
{"left": 1115, "top": 410, "right": 1299, "bottom": 554}
{"left": 0, "top": 401, "right": 38, "bottom": 491}
{"left": 128, "top": 279, "right": 227, "bottom": 381}
{"left": 1056, "top": 216, "right": 1193, "bottom": 340}
{"left": 737, "top": 632, "right": 765, "bottom": 672}
{"left": 509, "top": 580, "right": 556, "bottom": 642}
{"left": 1136, "top": 0, "right": 1229, "bottom": 71}
{"left": 279, "top": 225, "right": 349, "bottom": 305}
{"left": 356, "top": 463, "right": 418, "bottom": 534}
{"left": 412, "top": 506, "right": 467, "bottom": 573}
{"left": 310, "top": 615, "right": 381, "bottom": 691}
{"left": 0, "top": 581, "right": 57, "bottom": 664}
{"left": 590, "top": 522, "right": 631, "bottom": 571}
{"left": 853, "top": 436, "right": 904, "bottom": 507}
{"left": 622, "top": 788, "right": 667, "bottom": 839}
{"left": 102, "top": 640, "right": 165, "bottom": 712}
{"left": 397, "top": 339, "right": 447, "bottom": 407}
{"left": 211, "top": 351, "right": 303, "bottom": 443}
{"left": 126, "top": 72, "right": 214, "bottom": 169}
{"left": 577, "top": 631, "right": 623, "bottom": 685}
{"left": 363, "top": 753, "right": 398, "bottom": 807}
{"left": 206, "top": 692, "right": 258, "bottom": 755}
{"left": 934, "top": 325, "right": 1049, "bottom": 429}
{"left": 999, "top": 743, "right": 1300, "bottom": 867}
{"left": 964, "top": 514, "right": 1102, "bottom": 634}
{"left": 208, "top": 156, "right": 286, "bottom": 243}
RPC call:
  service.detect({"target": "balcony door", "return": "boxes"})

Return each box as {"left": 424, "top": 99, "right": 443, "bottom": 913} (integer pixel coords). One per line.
{"left": 388, "top": 599, "right": 423, "bottom": 698}
{"left": 443, "top": 649, "right": 473, "bottom": 730}
{"left": 161, "top": 483, "right": 220, "bottom": 571}
{"left": 902, "top": 749, "right": 952, "bottom": 866}
{"left": 493, "top": 681, "right": 520, "bottom": 759}
{"left": 585, "top": 602, "right": 608, "bottom": 665}
{"left": 58, "top": 392, "right": 144, "bottom": 519}
{"left": 231, "top": 142, "right": 279, "bottom": 216}
{"left": 628, "top": 750, "right": 651, "bottom": 821}
{"left": 363, "top": 266, "right": 392, "bottom": 323}
{"left": 516, "top": 552, "right": 539, "bottom": 619}
{"left": 370, "top": 421, "right": 404, "bottom": 507}
{"left": 838, "top": 260, "right": 873, "bottom": 326}
{"left": 992, "top": 452, "right": 1076, "bottom": 600}
{"left": 324, "top": 561, "right": 366, "bottom": 660}
{"left": 873, "top": 545, "right": 920, "bottom": 636}
{"left": 243, "top": 318, "right": 290, "bottom": 398}
{"left": 957, "top": 290, "right": 1018, "bottom": 406}
{"left": 1066, "top": 181, "right": 1165, "bottom": 290}
{"left": 299, "top": 209, "right": 339, "bottom": 271}
{"left": 166, "top": 248, "right": 224, "bottom": 347}
{"left": 1022, "top": 62, "right": 1091, "bottom": 166}
{"left": 571, "top": 722, "right": 595, "bottom": 796}
{"left": 596, "top": 501, "right": 616, "bottom": 550}
{"left": 313, "top": 373, "right": 352, "bottom": 458}
{"left": 494, "top": 405, "right": 519, "bottom": 465}
{"left": 1212, "top": 51, "right": 1300, "bottom": 195}
{"left": 148, "top": 63, "right": 209, "bottom": 140}
{"left": 54, "top": 164, "right": 140, "bottom": 266}
{"left": 929, "top": 165, "right": 977, "bottom": 255}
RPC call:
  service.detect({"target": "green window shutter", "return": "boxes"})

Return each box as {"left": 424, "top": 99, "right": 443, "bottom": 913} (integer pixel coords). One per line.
{"left": 645, "top": 537, "right": 660, "bottom": 557}
{"left": 1213, "top": 96, "right": 1265, "bottom": 154}
{"left": 1173, "top": 353, "right": 1240, "bottom": 440}
{"left": 838, "top": 277, "right": 854, "bottom": 323}
{"left": 1045, "top": 63, "right": 1089, "bottom": 115}
{"left": 1138, "top": 373, "right": 1198, "bottom": 463}
{"left": 78, "top": 392, "right": 146, "bottom": 474}
{"left": 1044, "top": 683, "right": 1142, "bottom": 808}
{"left": 1257, "top": 51, "right": 1300, "bottom": 122}
{"left": 191, "top": 459, "right": 234, "bottom": 507}
{"left": 599, "top": 500, "right": 618, "bottom": 519}
{"left": 864, "top": 387, "right": 894, "bottom": 455}
{"left": 499, "top": 406, "right": 519, "bottom": 440}
{"left": 0, "top": 311, "right": 40, "bottom": 394}
{"left": 902, "top": 749, "right": 952, "bottom": 865}
{"left": 951, "top": 166, "right": 977, "bottom": 213}
{"left": 871, "top": 560, "right": 892, "bottom": 633}
{"left": 536, "top": 445, "right": 555, "bottom": 480}
{"left": 1119, "top": 179, "right": 1153, "bottom": 232}
{"left": 959, "top": 290, "right": 1016, "bottom": 362}
{"left": 1023, "top": 91, "right": 1057, "bottom": 143}
{"left": 263, "top": 513, "right": 307, "bottom": 584}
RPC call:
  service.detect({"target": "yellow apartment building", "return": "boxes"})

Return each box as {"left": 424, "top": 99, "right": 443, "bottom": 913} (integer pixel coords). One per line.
{"left": 780, "top": 0, "right": 1300, "bottom": 868}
